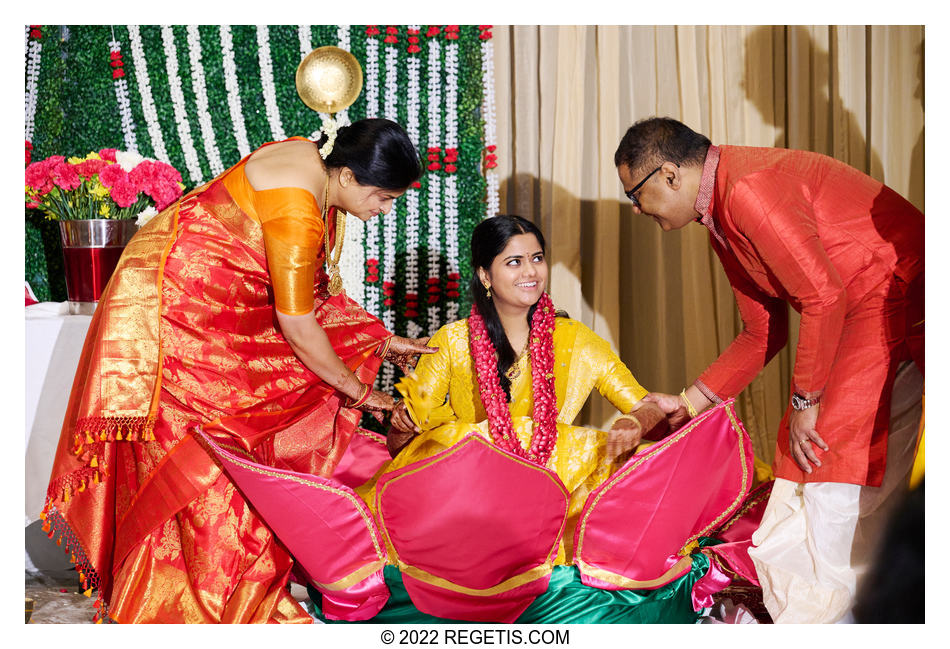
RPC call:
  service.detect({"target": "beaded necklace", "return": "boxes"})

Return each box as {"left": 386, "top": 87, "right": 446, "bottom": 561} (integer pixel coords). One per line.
{"left": 468, "top": 292, "right": 559, "bottom": 466}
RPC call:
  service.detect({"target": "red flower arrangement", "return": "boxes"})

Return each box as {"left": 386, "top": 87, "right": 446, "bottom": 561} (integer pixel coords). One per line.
{"left": 25, "top": 149, "right": 184, "bottom": 222}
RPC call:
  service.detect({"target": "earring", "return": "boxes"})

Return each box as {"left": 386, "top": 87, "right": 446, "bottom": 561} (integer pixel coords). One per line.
{"left": 483, "top": 283, "right": 492, "bottom": 299}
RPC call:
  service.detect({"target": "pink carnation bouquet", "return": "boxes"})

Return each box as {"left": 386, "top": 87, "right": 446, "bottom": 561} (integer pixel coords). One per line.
{"left": 25, "top": 148, "right": 184, "bottom": 225}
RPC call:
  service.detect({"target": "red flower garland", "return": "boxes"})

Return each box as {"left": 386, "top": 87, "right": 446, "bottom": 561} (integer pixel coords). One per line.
{"left": 469, "top": 292, "right": 559, "bottom": 466}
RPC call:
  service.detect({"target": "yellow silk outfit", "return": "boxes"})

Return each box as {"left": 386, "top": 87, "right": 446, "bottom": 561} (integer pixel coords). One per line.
{"left": 358, "top": 317, "right": 647, "bottom": 563}
{"left": 42, "top": 139, "right": 390, "bottom": 623}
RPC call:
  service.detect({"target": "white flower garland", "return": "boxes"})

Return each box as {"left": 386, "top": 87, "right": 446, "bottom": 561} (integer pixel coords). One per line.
{"left": 444, "top": 40, "right": 461, "bottom": 322}
{"left": 109, "top": 39, "right": 139, "bottom": 153}
{"left": 362, "top": 34, "right": 381, "bottom": 321}
{"left": 482, "top": 37, "right": 499, "bottom": 218}
{"left": 404, "top": 26, "right": 422, "bottom": 338}
{"left": 379, "top": 37, "right": 401, "bottom": 391}
{"left": 426, "top": 37, "right": 444, "bottom": 333}
{"left": 256, "top": 25, "right": 287, "bottom": 143}
{"left": 161, "top": 25, "right": 203, "bottom": 183}
{"left": 25, "top": 31, "right": 42, "bottom": 144}
{"left": 128, "top": 25, "right": 171, "bottom": 164}
{"left": 186, "top": 25, "right": 224, "bottom": 177}
{"left": 219, "top": 26, "right": 252, "bottom": 157}
{"left": 365, "top": 36, "right": 380, "bottom": 119}
{"left": 335, "top": 25, "right": 365, "bottom": 306}
{"left": 298, "top": 25, "right": 312, "bottom": 60}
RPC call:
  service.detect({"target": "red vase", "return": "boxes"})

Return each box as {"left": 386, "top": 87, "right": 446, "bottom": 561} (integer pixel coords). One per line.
{"left": 59, "top": 219, "right": 138, "bottom": 314}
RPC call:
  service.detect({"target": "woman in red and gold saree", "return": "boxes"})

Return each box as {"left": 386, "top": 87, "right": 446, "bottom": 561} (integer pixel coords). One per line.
{"left": 41, "top": 119, "right": 428, "bottom": 623}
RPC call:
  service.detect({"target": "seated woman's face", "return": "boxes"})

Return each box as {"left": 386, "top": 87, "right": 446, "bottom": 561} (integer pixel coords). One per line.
{"left": 480, "top": 232, "right": 548, "bottom": 311}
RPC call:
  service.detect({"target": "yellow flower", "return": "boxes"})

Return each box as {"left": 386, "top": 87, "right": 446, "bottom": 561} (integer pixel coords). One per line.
{"left": 68, "top": 156, "right": 84, "bottom": 164}
{"left": 85, "top": 152, "right": 102, "bottom": 161}
{"left": 99, "top": 203, "right": 111, "bottom": 217}
{"left": 90, "top": 182, "right": 109, "bottom": 199}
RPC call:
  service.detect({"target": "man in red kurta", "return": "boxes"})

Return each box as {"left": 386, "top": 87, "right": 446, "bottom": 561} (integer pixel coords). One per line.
{"left": 614, "top": 117, "right": 923, "bottom": 623}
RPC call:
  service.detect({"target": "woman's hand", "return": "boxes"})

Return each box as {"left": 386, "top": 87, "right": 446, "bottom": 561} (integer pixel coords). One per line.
{"left": 788, "top": 404, "right": 828, "bottom": 473}
{"left": 641, "top": 391, "right": 692, "bottom": 431}
{"left": 358, "top": 389, "right": 397, "bottom": 424}
{"left": 606, "top": 416, "right": 644, "bottom": 460}
{"left": 385, "top": 336, "right": 438, "bottom": 374}
{"left": 386, "top": 400, "right": 418, "bottom": 458}
{"left": 389, "top": 399, "right": 418, "bottom": 434}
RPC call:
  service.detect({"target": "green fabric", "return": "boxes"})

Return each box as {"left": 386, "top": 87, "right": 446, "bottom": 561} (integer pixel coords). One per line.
{"left": 307, "top": 554, "right": 709, "bottom": 624}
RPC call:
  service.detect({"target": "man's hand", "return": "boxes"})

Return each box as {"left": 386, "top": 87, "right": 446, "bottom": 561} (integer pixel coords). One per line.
{"left": 788, "top": 405, "right": 828, "bottom": 473}
{"left": 642, "top": 391, "right": 692, "bottom": 431}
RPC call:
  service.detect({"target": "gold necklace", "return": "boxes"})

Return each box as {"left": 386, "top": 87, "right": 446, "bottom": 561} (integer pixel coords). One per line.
{"left": 322, "top": 177, "right": 346, "bottom": 296}
{"left": 504, "top": 339, "right": 530, "bottom": 381}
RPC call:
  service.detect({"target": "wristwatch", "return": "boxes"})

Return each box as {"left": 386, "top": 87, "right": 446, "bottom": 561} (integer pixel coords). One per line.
{"left": 791, "top": 393, "right": 820, "bottom": 411}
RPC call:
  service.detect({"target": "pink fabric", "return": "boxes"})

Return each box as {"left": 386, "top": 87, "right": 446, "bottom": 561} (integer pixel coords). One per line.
{"left": 332, "top": 429, "right": 391, "bottom": 489}
{"left": 25, "top": 282, "right": 38, "bottom": 306}
{"left": 195, "top": 427, "right": 390, "bottom": 621}
{"left": 704, "top": 480, "right": 774, "bottom": 586}
{"left": 574, "top": 400, "right": 753, "bottom": 593}
{"left": 691, "top": 558, "right": 734, "bottom": 610}
{"left": 375, "top": 434, "right": 568, "bottom": 622}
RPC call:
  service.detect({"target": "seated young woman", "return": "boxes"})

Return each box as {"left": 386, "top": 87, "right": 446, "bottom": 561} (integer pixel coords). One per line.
{"left": 300, "top": 215, "right": 745, "bottom": 624}
{"left": 365, "top": 214, "right": 668, "bottom": 558}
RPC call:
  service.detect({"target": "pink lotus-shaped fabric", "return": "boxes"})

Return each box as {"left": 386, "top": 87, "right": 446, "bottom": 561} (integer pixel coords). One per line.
{"left": 573, "top": 400, "right": 754, "bottom": 594}
{"left": 195, "top": 427, "right": 390, "bottom": 621}
{"left": 703, "top": 480, "right": 773, "bottom": 586}
{"left": 375, "top": 434, "right": 569, "bottom": 623}
{"left": 331, "top": 429, "right": 392, "bottom": 489}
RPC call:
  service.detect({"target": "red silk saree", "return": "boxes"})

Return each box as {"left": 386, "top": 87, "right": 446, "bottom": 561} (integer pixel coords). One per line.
{"left": 41, "top": 148, "right": 390, "bottom": 623}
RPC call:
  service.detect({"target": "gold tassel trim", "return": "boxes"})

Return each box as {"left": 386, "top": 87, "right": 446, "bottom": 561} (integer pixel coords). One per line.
{"left": 84, "top": 588, "right": 93, "bottom": 598}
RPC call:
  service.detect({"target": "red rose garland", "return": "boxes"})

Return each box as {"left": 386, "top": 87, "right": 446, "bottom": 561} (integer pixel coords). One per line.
{"left": 469, "top": 292, "right": 559, "bottom": 466}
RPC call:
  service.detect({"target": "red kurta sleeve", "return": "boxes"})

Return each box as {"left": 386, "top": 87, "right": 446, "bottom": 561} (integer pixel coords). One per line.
{"left": 697, "top": 248, "right": 788, "bottom": 400}
{"left": 699, "top": 173, "right": 847, "bottom": 399}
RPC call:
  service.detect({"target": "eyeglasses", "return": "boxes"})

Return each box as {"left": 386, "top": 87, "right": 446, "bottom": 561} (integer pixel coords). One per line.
{"left": 625, "top": 166, "right": 662, "bottom": 208}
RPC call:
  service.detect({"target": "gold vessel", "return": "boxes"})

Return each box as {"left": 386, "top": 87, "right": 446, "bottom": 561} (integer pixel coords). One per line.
{"left": 295, "top": 46, "right": 363, "bottom": 113}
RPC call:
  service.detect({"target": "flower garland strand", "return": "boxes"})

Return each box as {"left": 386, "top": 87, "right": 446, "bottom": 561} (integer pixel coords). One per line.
{"left": 379, "top": 27, "right": 401, "bottom": 391}
{"left": 336, "top": 24, "right": 366, "bottom": 305}
{"left": 128, "top": 25, "right": 171, "bottom": 164}
{"left": 443, "top": 31, "right": 461, "bottom": 322}
{"left": 404, "top": 25, "right": 423, "bottom": 338}
{"left": 186, "top": 25, "right": 224, "bottom": 178}
{"left": 25, "top": 26, "right": 43, "bottom": 148}
{"left": 109, "top": 37, "right": 139, "bottom": 154}
{"left": 480, "top": 25, "right": 499, "bottom": 218}
{"left": 161, "top": 25, "right": 204, "bottom": 183}
{"left": 362, "top": 26, "right": 382, "bottom": 320}
{"left": 219, "top": 26, "right": 252, "bottom": 157}
{"left": 425, "top": 27, "right": 444, "bottom": 332}
{"left": 468, "top": 292, "right": 559, "bottom": 466}
{"left": 256, "top": 25, "right": 287, "bottom": 143}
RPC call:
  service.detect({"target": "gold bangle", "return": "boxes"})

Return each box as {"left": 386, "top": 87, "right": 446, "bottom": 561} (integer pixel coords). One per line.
{"left": 375, "top": 337, "right": 393, "bottom": 359}
{"left": 346, "top": 382, "right": 371, "bottom": 408}
{"left": 680, "top": 389, "right": 699, "bottom": 418}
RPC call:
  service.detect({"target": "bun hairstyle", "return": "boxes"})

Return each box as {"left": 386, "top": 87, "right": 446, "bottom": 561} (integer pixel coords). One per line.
{"left": 317, "top": 118, "right": 422, "bottom": 190}
{"left": 469, "top": 214, "right": 548, "bottom": 400}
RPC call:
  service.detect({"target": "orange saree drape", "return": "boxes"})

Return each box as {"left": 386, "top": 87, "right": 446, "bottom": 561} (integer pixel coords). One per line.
{"left": 41, "top": 150, "right": 391, "bottom": 623}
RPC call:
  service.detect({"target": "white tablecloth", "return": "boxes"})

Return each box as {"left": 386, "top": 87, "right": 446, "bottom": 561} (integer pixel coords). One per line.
{"left": 25, "top": 303, "right": 91, "bottom": 524}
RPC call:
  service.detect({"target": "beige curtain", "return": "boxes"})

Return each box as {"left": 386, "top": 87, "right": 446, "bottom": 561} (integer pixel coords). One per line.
{"left": 493, "top": 25, "right": 924, "bottom": 463}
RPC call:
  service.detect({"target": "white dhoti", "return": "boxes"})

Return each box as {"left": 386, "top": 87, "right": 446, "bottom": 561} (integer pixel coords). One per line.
{"left": 748, "top": 361, "right": 923, "bottom": 623}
